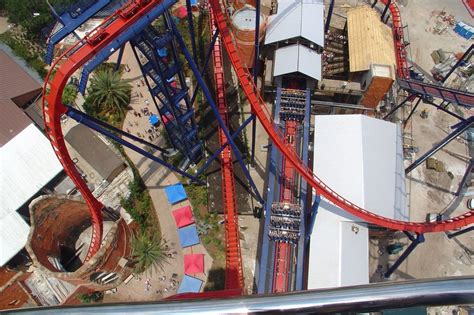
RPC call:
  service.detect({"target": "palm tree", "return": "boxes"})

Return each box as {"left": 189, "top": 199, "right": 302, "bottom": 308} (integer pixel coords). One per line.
{"left": 87, "top": 69, "right": 131, "bottom": 119}
{"left": 131, "top": 232, "right": 168, "bottom": 275}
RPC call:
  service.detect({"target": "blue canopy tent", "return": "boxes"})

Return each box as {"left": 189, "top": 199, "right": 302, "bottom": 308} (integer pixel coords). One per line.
{"left": 164, "top": 184, "right": 187, "bottom": 204}
{"left": 177, "top": 275, "right": 203, "bottom": 294}
{"left": 178, "top": 224, "right": 200, "bottom": 248}
{"left": 149, "top": 114, "right": 160, "bottom": 126}
{"left": 158, "top": 47, "right": 168, "bottom": 57}
{"left": 190, "top": 0, "right": 198, "bottom": 6}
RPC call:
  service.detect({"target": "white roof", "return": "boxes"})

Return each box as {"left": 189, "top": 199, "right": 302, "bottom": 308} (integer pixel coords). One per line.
{"left": 274, "top": 44, "right": 322, "bottom": 80}
{"left": 0, "top": 124, "right": 62, "bottom": 265}
{"left": 308, "top": 115, "right": 407, "bottom": 289}
{"left": 0, "top": 211, "right": 30, "bottom": 266}
{"left": 1, "top": 124, "right": 62, "bottom": 213}
{"left": 308, "top": 204, "right": 368, "bottom": 289}
{"left": 264, "top": 0, "right": 324, "bottom": 47}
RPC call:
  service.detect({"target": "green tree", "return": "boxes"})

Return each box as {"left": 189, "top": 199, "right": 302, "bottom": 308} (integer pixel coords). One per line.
{"left": 132, "top": 232, "right": 167, "bottom": 275}
{"left": 1, "top": 0, "right": 76, "bottom": 40}
{"left": 87, "top": 69, "right": 131, "bottom": 119}
{"left": 62, "top": 83, "right": 78, "bottom": 105}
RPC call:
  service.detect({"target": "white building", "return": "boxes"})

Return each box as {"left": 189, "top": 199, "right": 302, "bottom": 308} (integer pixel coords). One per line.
{"left": 0, "top": 48, "right": 63, "bottom": 266}
{"left": 307, "top": 115, "right": 407, "bottom": 289}
{"left": 264, "top": 0, "right": 324, "bottom": 86}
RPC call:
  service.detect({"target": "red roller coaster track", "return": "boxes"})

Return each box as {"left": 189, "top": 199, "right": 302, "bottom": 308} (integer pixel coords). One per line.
{"left": 209, "top": 5, "right": 244, "bottom": 292}
{"left": 43, "top": 0, "right": 473, "bottom": 269}
{"left": 42, "top": 0, "right": 166, "bottom": 260}
{"left": 208, "top": 0, "right": 474, "bottom": 232}
{"left": 272, "top": 119, "right": 298, "bottom": 293}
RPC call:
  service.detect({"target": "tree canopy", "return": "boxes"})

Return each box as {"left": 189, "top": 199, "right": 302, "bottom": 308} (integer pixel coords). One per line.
{"left": 132, "top": 232, "right": 168, "bottom": 275}
{"left": 0, "top": 0, "right": 78, "bottom": 40}
{"left": 86, "top": 69, "right": 132, "bottom": 120}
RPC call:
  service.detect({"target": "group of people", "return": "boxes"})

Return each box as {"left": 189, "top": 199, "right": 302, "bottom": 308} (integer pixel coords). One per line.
{"left": 270, "top": 216, "right": 300, "bottom": 231}
{"left": 271, "top": 203, "right": 302, "bottom": 218}
{"left": 268, "top": 229, "right": 300, "bottom": 244}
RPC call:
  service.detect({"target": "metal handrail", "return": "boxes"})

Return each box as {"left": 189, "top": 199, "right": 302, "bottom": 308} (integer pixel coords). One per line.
{"left": 10, "top": 277, "right": 474, "bottom": 314}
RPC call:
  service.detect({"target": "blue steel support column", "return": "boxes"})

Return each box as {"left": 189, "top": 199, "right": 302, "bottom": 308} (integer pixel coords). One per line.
{"left": 170, "top": 20, "right": 264, "bottom": 204}
{"left": 441, "top": 44, "right": 473, "bottom": 83}
{"left": 185, "top": 0, "right": 199, "bottom": 66}
{"left": 455, "top": 159, "right": 473, "bottom": 196}
{"left": 405, "top": 117, "right": 474, "bottom": 174}
{"left": 250, "top": 0, "right": 261, "bottom": 166}
{"left": 190, "top": 29, "right": 219, "bottom": 105}
{"left": 384, "top": 233, "right": 425, "bottom": 278}
{"left": 307, "top": 195, "right": 321, "bottom": 240}
{"left": 67, "top": 106, "right": 169, "bottom": 154}
{"left": 164, "top": 13, "right": 194, "bottom": 115}
{"left": 295, "top": 89, "right": 312, "bottom": 291}
{"left": 114, "top": 45, "right": 126, "bottom": 72}
{"left": 65, "top": 108, "right": 203, "bottom": 184}
{"left": 447, "top": 226, "right": 474, "bottom": 239}
{"left": 257, "top": 88, "right": 282, "bottom": 294}
{"left": 403, "top": 97, "right": 421, "bottom": 126}
{"left": 325, "top": 0, "right": 335, "bottom": 34}
{"left": 195, "top": 115, "right": 254, "bottom": 177}
{"left": 383, "top": 94, "right": 412, "bottom": 120}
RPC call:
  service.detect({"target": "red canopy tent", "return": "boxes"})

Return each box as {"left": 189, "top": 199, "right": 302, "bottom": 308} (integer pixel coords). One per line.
{"left": 184, "top": 254, "right": 204, "bottom": 275}
{"left": 172, "top": 205, "right": 195, "bottom": 228}
{"left": 173, "top": 6, "right": 187, "bottom": 19}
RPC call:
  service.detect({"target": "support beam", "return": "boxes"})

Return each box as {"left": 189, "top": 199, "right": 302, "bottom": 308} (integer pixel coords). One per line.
{"left": 384, "top": 233, "right": 424, "bottom": 278}
{"left": 383, "top": 94, "right": 412, "bottom": 120}
{"left": 171, "top": 20, "right": 264, "bottom": 204}
{"left": 67, "top": 106, "right": 169, "bottom": 154}
{"left": 190, "top": 29, "right": 219, "bottom": 105}
{"left": 325, "top": 0, "right": 335, "bottom": 33}
{"left": 65, "top": 108, "right": 202, "bottom": 184}
{"left": 195, "top": 115, "right": 254, "bottom": 177}
{"left": 306, "top": 195, "right": 321, "bottom": 240}
{"left": 381, "top": 0, "right": 391, "bottom": 22}
{"left": 185, "top": 0, "right": 198, "bottom": 66}
{"left": 371, "top": 0, "right": 378, "bottom": 8}
{"left": 403, "top": 97, "right": 421, "bottom": 126}
{"left": 455, "top": 159, "right": 473, "bottom": 196}
{"left": 424, "top": 98, "right": 466, "bottom": 122}
{"left": 405, "top": 117, "right": 474, "bottom": 174}
{"left": 441, "top": 44, "right": 473, "bottom": 83}
{"left": 447, "top": 226, "right": 474, "bottom": 239}
{"left": 114, "top": 45, "right": 125, "bottom": 72}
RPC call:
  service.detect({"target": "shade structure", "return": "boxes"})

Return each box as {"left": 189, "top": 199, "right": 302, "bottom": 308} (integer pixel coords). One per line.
{"left": 178, "top": 224, "right": 200, "bottom": 248}
{"left": 165, "top": 184, "right": 187, "bottom": 204}
{"left": 174, "top": 6, "right": 187, "bottom": 19}
{"left": 177, "top": 275, "right": 203, "bottom": 294}
{"left": 184, "top": 254, "right": 204, "bottom": 274}
{"left": 149, "top": 114, "right": 159, "bottom": 126}
{"left": 158, "top": 47, "right": 168, "bottom": 57}
{"left": 172, "top": 205, "right": 195, "bottom": 228}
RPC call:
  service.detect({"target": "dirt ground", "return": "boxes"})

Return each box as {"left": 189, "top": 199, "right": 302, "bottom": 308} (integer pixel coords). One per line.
{"left": 365, "top": 0, "right": 473, "bottom": 282}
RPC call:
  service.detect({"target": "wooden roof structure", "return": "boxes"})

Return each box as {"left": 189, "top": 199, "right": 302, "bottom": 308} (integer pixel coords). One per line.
{"left": 347, "top": 5, "right": 396, "bottom": 74}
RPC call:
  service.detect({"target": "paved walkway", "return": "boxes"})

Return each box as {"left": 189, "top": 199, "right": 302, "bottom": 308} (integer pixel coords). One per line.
{"left": 104, "top": 44, "right": 212, "bottom": 303}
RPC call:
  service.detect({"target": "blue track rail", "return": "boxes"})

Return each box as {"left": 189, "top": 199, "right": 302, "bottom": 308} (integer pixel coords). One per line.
{"left": 45, "top": 0, "right": 113, "bottom": 65}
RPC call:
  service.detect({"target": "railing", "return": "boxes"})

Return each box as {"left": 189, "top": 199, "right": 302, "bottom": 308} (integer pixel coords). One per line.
{"left": 11, "top": 277, "right": 474, "bottom": 314}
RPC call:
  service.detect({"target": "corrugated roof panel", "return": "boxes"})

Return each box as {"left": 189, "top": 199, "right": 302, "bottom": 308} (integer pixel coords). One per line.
{"left": 0, "top": 211, "right": 30, "bottom": 266}
{"left": 264, "top": 0, "right": 324, "bottom": 46}
{"left": 274, "top": 44, "right": 322, "bottom": 81}
{"left": 1, "top": 124, "right": 63, "bottom": 214}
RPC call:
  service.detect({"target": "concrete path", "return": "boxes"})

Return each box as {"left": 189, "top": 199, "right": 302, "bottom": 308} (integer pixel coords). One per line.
{"left": 103, "top": 44, "right": 212, "bottom": 303}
